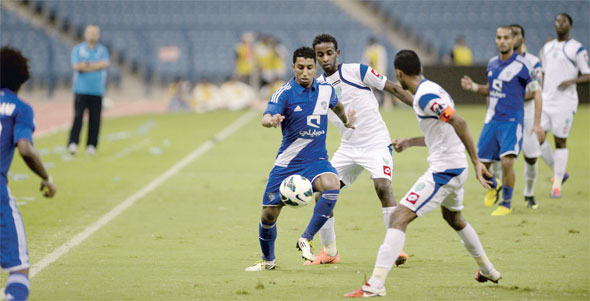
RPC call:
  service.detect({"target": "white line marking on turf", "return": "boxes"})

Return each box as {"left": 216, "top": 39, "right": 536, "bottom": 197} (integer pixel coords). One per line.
{"left": 105, "top": 138, "right": 152, "bottom": 161}
{"left": 29, "top": 110, "right": 257, "bottom": 279}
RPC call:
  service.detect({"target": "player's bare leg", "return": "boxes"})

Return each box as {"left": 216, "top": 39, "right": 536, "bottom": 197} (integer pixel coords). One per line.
{"left": 491, "top": 155, "right": 515, "bottom": 216}
{"left": 345, "top": 205, "right": 416, "bottom": 297}
{"left": 374, "top": 178, "right": 408, "bottom": 266}
{"left": 441, "top": 207, "right": 501, "bottom": 283}
{"left": 523, "top": 156, "right": 539, "bottom": 209}
{"left": 551, "top": 137, "right": 568, "bottom": 198}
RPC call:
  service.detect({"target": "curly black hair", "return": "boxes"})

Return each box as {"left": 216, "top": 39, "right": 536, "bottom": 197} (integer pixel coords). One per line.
{"left": 1, "top": 46, "right": 30, "bottom": 92}
{"left": 312, "top": 34, "right": 338, "bottom": 51}
{"left": 292, "top": 46, "right": 316, "bottom": 63}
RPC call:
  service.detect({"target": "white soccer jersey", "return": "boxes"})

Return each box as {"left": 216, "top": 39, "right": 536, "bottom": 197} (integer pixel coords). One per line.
{"left": 541, "top": 39, "right": 590, "bottom": 108}
{"left": 318, "top": 63, "right": 391, "bottom": 148}
{"left": 413, "top": 80, "right": 468, "bottom": 172}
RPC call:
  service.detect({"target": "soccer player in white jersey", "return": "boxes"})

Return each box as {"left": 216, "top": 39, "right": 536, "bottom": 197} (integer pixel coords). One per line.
{"left": 461, "top": 24, "right": 544, "bottom": 209}
{"left": 345, "top": 50, "right": 500, "bottom": 298}
{"left": 308, "top": 34, "right": 414, "bottom": 265}
{"left": 539, "top": 13, "right": 590, "bottom": 198}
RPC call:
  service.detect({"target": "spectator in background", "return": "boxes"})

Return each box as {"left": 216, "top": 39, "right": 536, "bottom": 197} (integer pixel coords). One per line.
{"left": 255, "top": 35, "right": 287, "bottom": 87}
{"left": 451, "top": 35, "right": 473, "bottom": 66}
{"left": 68, "top": 24, "right": 109, "bottom": 155}
{"left": 362, "top": 36, "right": 389, "bottom": 106}
{"left": 220, "top": 75, "right": 258, "bottom": 111}
{"left": 166, "top": 76, "right": 191, "bottom": 112}
{"left": 191, "top": 79, "right": 223, "bottom": 113}
{"left": 234, "top": 32, "right": 255, "bottom": 85}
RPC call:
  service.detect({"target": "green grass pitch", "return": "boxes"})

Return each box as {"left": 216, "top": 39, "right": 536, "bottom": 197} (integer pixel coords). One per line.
{"left": 3, "top": 105, "right": 589, "bottom": 300}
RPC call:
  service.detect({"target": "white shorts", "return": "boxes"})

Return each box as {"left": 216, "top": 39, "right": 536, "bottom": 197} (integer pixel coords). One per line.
{"left": 522, "top": 103, "right": 541, "bottom": 158}
{"left": 541, "top": 106, "right": 576, "bottom": 139}
{"left": 330, "top": 144, "right": 393, "bottom": 188}
{"left": 400, "top": 168, "right": 467, "bottom": 217}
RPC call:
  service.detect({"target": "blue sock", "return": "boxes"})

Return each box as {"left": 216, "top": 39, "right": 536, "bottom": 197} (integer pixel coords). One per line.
{"left": 485, "top": 175, "right": 498, "bottom": 189}
{"left": 259, "top": 221, "right": 276, "bottom": 261}
{"left": 5, "top": 273, "right": 29, "bottom": 301}
{"left": 500, "top": 186, "right": 513, "bottom": 208}
{"left": 302, "top": 189, "right": 339, "bottom": 240}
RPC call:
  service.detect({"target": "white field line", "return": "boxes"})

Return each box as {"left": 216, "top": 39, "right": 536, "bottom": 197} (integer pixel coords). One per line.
{"left": 105, "top": 138, "right": 152, "bottom": 161}
{"left": 28, "top": 110, "right": 257, "bottom": 279}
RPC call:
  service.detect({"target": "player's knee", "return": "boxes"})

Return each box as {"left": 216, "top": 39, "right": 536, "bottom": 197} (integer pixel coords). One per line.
{"left": 500, "top": 156, "right": 515, "bottom": 168}
{"left": 261, "top": 207, "right": 279, "bottom": 223}
{"left": 555, "top": 137, "right": 567, "bottom": 149}
{"left": 441, "top": 207, "right": 465, "bottom": 231}
{"left": 390, "top": 206, "right": 414, "bottom": 230}
{"left": 524, "top": 156, "right": 537, "bottom": 165}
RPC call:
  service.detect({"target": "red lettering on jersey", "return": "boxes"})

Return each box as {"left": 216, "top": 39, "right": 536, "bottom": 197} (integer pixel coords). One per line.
{"left": 405, "top": 192, "right": 419, "bottom": 205}
{"left": 371, "top": 69, "right": 381, "bottom": 78}
{"left": 383, "top": 166, "right": 391, "bottom": 176}
{"left": 430, "top": 102, "right": 443, "bottom": 115}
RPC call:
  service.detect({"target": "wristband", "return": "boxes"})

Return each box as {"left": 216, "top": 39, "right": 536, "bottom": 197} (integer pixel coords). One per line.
{"left": 470, "top": 83, "right": 479, "bottom": 92}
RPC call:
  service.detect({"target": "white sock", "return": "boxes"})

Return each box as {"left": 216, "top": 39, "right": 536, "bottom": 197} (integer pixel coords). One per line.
{"left": 368, "top": 228, "right": 406, "bottom": 289}
{"left": 382, "top": 206, "right": 395, "bottom": 229}
{"left": 540, "top": 140, "right": 554, "bottom": 168}
{"left": 457, "top": 223, "right": 493, "bottom": 274}
{"left": 524, "top": 161, "right": 538, "bottom": 197}
{"left": 553, "top": 148, "right": 568, "bottom": 190}
{"left": 492, "top": 161, "right": 503, "bottom": 183}
{"left": 319, "top": 216, "right": 337, "bottom": 255}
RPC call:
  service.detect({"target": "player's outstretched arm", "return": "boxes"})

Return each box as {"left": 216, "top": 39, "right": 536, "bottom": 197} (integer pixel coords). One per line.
{"left": 261, "top": 113, "right": 284, "bottom": 128}
{"left": 447, "top": 113, "right": 492, "bottom": 189}
{"left": 382, "top": 80, "right": 413, "bottom": 106}
{"left": 392, "top": 137, "right": 425, "bottom": 152}
{"left": 460, "top": 75, "right": 489, "bottom": 96}
{"left": 331, "top": 102, "right": 356, "bottom": 129}
{"left": 17, "top": 139, "right": 56, "bottom": 198}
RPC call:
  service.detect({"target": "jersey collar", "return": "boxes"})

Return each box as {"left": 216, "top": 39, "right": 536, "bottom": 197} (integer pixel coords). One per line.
{"left": 500, "top": 52, "right": 518, "bottom": 64}
{"left": 289, "top": 77, "right": 318, "bottom": 95}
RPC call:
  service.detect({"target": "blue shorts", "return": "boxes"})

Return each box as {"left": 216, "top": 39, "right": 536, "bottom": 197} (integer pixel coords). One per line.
{"left": 262, "top": 160, "right": 338, "bottom": 206}
{"left": 1, "top": 188, "right": 30, "bottom": 272}
{"left": 477, "top": 120, "right": 523, "bottom": 162}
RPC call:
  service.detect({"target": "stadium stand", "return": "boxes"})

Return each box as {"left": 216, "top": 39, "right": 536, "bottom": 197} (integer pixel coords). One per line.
{"left": 373, "top": 0, "right": 590, "bottom": 63}
{"left": 29, "top": 0, "right": 396, "bottom": 83}
{"left": 1, "top": 9, "right": 120, "bottom": 92}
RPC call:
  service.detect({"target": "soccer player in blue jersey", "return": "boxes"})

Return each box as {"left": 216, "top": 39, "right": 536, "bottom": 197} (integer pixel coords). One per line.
{"left": 476, "top": 26, "right": 537, "bottom": 216}
{"left": 245, "top": 47, "right": 356, "bottom": 271}
{"left": 1, "top": 47, "right": 57, "bottom": 301}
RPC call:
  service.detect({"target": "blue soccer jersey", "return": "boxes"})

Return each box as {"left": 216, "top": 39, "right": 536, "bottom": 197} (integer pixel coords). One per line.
{"left": 0, "top": 89, "right": 35, "bottom": 200}
{"left": 264, "top": 77, "right": 338, "bottom": 167}
{"left": 484, "top": 52, "right": 533, "bottom": 124}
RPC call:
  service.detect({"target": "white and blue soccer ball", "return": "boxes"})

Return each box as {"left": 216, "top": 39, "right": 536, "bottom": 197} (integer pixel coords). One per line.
{"left": 279, "top": 175, "right": 313, "bottom": 208}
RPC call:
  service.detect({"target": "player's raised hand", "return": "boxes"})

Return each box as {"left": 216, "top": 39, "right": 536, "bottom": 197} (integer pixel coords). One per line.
{"left": 40, "top": 177, "right": 56, "bottom": 198}
{"left": 344, "top": 109, "right": 356, "bottom": 129}
{"left": 474, "top": 161, "right": 493, "bottom": 190}
{"left": 392, "top": 138, "right": 410, "bottom": 153}
{"left": 531, "top": 123, "right": 545, "bottom": 144}
{"left": 262, "top": 113, "right": 285, "bottom": 128}
{"left": 460, "top": 75, "right": 473, "bottom": 90}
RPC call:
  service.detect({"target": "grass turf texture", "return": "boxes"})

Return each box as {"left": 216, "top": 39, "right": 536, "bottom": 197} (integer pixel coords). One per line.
{"left": 2, "top": 105, "right": 588, "bottom": 300}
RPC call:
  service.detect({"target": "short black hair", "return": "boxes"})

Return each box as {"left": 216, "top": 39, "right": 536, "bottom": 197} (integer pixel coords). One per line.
{"left": 556, "top": 12, "right": 573, "bottom": 26}
{"left": 394, "top": 50, "right": 421, "bottom": 76}
{"left": 1, "top": 46, "right": 30, "bottom": 92}
{"left": 292, "top": 46, "right": 316, "bottom": 63}
{"left": 498, "top": 25, "right": 514, "bottom": 36}
{"left": 312, "top": 34, "right": 338, "bottom": 51}
{"left": 510, "top": 24, "right": 525, "bottom": 38}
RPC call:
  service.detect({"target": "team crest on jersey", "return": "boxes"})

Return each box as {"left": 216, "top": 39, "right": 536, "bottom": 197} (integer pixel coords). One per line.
{"left": 267, "top": 192, "right": 276, "bottom": 201}
{"left": 415, "top": 182, "right": 425, "bottom": 192}
{"left": 405, "top": 192, "right": 419, "bottom": 204}
{"left": 335, "top": 87, "right": 342, "bottom": 98}
{"left": 488, "top": 71, "right": 493, "bottom": 76}
{"left": 382, "top": 157, "right": 391, "bottom": 165}
{"left": 321, "top": 101, "right": 327, "bottom": 110}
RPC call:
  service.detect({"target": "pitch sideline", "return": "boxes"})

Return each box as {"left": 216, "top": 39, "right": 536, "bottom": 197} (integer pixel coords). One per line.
{"left": 27, "top": 110, "right": 257, "bottom": 279}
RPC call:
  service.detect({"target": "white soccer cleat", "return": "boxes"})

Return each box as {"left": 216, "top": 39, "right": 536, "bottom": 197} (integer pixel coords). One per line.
{"left": 296, "top": 237, "right": 316, "bottom": 261}
{"left": 475, "top": 268, "right": 502, "bottom": 283}
{"left": 244, "top": 259, "right": 276, "bottom": 272}
{"left": 344, "top": 283, "right": 387, "bottom": 298}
